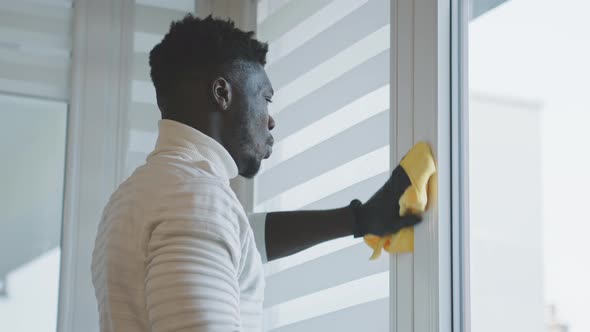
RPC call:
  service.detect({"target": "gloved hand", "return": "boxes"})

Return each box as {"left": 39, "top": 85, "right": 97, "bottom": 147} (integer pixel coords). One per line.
{"left": 350, "top": 142, "right": 436, "bottom": 259}
{"left": 351, "top": 165, "right": 422, "bottom": 237}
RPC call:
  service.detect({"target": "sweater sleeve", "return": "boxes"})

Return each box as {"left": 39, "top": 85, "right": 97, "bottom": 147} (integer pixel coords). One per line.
{"left": 247, "top": 212, "right": 268, "bottom": 263}
{"left": 144, "top": 219, "right": 242, "bottom": 332}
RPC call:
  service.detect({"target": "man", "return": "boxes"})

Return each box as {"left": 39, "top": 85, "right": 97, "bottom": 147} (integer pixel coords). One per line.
{"left": 92, "top": 15, "right": 421, "bottom": 332}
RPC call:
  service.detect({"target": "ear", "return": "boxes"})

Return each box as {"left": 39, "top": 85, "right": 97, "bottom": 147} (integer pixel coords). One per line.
{"left": 211, "top": 77, "right": 232, "bottom": 111}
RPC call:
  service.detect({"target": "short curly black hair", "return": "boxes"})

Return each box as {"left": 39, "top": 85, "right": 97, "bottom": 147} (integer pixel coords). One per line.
{"left": 149, "top": 14, "right": 268, "bottom": 104}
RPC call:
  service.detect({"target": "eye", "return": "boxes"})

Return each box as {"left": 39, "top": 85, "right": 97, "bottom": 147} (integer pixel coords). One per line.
{"left": 265, "top": 97, "right": 273, "bottom": 104}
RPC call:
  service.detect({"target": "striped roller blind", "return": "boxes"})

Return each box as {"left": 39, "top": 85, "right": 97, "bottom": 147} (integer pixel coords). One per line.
{"left": 0, "top": 0, "right": 72, "bottom": 101}
{"left": 254, "top": 0, "right": 392, "bottom": 331}
{"left": 125, "top": 0, "right": 195, "bottom": 178}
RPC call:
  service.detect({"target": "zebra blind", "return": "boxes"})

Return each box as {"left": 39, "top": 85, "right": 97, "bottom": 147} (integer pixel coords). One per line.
{"left": 125, "top": 0, "right": 195, "bottom": 177}
{"left": 254, "top": 0, "right": 392, "bottom": 330}
{"left": 0, "top": 0, "right": 72, "bottom": 101}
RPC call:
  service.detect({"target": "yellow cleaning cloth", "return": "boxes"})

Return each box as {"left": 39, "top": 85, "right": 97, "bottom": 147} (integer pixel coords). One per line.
{"left": 364, "top": 142, "right": 437, "bottom": 260}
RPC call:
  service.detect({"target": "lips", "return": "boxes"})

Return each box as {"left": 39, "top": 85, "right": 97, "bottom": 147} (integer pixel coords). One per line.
{"left": 264, "top": 136, "right": 274, "bottom": 159}
{"left": 264, "top": 145, "right": 273, "bottom": 159}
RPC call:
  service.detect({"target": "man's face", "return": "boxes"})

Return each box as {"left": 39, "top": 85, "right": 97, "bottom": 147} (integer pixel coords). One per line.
{"left": 225, "top": 64, "right": 275, "bottom": 178}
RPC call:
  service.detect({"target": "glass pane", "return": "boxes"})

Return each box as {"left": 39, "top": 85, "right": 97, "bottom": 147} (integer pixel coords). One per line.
{"left": 467, "top": 1, "right": 590, "bottom": 331}
{"left": 0, "top": 94, "right": 67, "bottom": 331}
{"left": 255, "top": 0, "right": 391, "bottom": 330}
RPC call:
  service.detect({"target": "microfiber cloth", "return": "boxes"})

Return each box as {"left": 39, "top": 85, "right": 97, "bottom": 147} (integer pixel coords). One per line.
{"left": 364, "top": 142, "right": 437, "bottom": 260}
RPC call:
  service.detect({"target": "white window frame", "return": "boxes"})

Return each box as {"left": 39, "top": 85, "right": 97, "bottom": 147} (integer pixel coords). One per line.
{"left": 450, "top": 0, "right": 470, "bottom": 331}
{"left": 390, "top": 0, "right": 469, "bottom": 331}
{"left": 58, "top": 0, "right": 135, "bottom": 331}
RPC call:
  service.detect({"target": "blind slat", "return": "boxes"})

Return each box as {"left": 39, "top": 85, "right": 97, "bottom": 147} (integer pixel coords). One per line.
{"left": 0, "top": 5, "right": 71, "bottom": 50}
{"left": 266, "top": 0, "right": 389, "bottom": 90}
{"left": 134, "top": 4, "right": 189, "bottom": 35}
{"left": 272, "top": 49, "right": 389, "bottom": 142}
{"left": 0, "top": 6, "right": 69, "bottom": 35}
{"left": 129, "top": 101, "right": 160, "bottom": 132}
{"left": 257, "top": 0, "right": 332, "bottom": 42}
{"left": 257, "top": 146, "right": 389, "bottom": 211}
{"left": 128, "top": 129, "right": 157, "bottom": 154}
{"left": 0, "top": 57, "right": 66, "bottom": 84}
{"left": 257, "top": 110, "right": 388, "bottom": 203}
{"left": 270, "top": 298, "right": 388, "bottom": 332}
{"left": 261, "top": 85, "right": 388, "bottom": 171}
{"left": 0, "top": 48, "right": 67, "bottom": 69}
{"left": 0, "top": 61, "right": 68, "bottom": 99}
{"left": 134, "top": 31, "right": 162, "bottom": 53}
{"left": 303, "top": 171, "right": 389, "bottom": 210}
{"left": 133, "top": 52, "right": 150, "bottom": 82}
{"left": 131, "top": 80, "right": 156, "bottom": 104}
{"left": 0, "top": 28, "right": 69, "bottom": 52}
{"left": 265, "top": 242, "right": 387, "bottom": 307}
{"left": 135, "top": 0, "right": 194, "bottom": 12}
{"left": 0, "top": 2, "right": 72, "bottom": 20}
{"left": 0, "top": 1, "right": 71, "bottom": 99}
{"left": 263, "top": 0, "right": 367, "bottom": 66}
{"left": 0, "top": 78, "right": 65, "bottom": 101}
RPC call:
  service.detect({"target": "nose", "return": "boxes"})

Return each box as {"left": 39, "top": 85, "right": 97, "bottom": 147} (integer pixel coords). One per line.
{"left": 268, "top": 115, "right": 276, "bottom": 131}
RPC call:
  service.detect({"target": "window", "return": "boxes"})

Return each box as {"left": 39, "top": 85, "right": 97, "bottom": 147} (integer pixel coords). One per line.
{"left": 24, "top": 0, "right": 587, "bottom": 331}
{"left": 465, "top": 0, "right": 590, "bottom": 331}
{"left": 0, "top": 94, "right": 67, "bottom": 332}
{"left": 254, "top": 0, "right": 392, "bottom": 330}
{"left": 0, "top": 1, "right": 72, "bottom": 331}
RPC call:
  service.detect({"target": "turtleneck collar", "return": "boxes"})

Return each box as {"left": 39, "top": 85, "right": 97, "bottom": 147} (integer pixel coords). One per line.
{"left": 148, "top": 119, "right": 239, "bottom": 179}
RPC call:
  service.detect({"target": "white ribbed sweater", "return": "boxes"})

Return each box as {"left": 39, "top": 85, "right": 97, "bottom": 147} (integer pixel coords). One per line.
{"left": 92, "top": 120, "right": 267, "bottom": 332}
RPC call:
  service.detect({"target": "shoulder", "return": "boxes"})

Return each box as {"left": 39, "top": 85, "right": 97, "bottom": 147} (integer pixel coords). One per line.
{"left": 124, "top": 156, "right": 240, "bottom": 214}
{"left": 148, "top": 176, "right": 246, "bottom": 236}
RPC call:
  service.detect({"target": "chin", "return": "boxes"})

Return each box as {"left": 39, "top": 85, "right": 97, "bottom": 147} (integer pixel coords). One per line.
{"left": 239, "top": 157, "right": 262, "bottom": 179}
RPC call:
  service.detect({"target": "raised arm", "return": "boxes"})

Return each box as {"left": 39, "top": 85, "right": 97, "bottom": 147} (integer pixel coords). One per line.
{"left": 265, "top": 206, "right": 355, "bottom": 261}
{"left": 261, "top": 165, "right": 422, "bottom": 261}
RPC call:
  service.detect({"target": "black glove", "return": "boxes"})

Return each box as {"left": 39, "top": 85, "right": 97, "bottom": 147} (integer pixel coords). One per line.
{"left": 350, "top": 165, "right": 423, "bottom": 238}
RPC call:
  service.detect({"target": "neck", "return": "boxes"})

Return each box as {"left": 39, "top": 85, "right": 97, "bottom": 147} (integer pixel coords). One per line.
{"left": 163, "top": 110, "right": 225, "bottom": 147}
